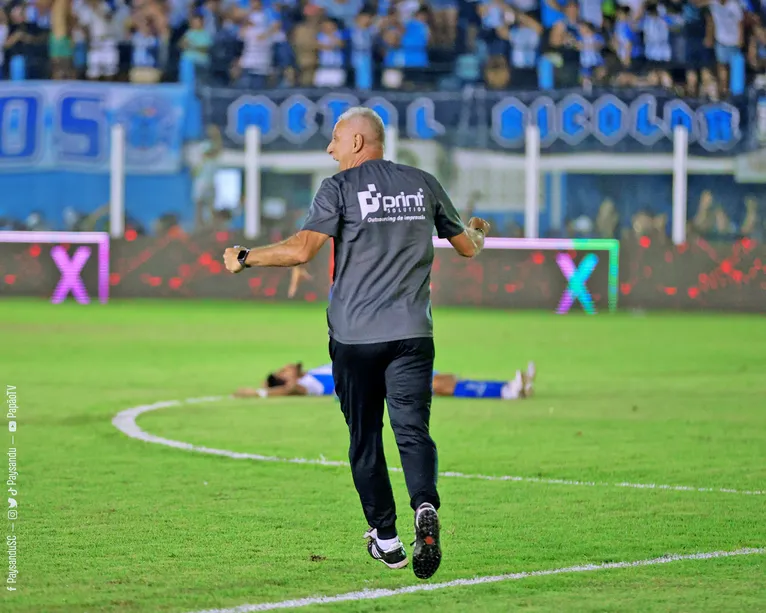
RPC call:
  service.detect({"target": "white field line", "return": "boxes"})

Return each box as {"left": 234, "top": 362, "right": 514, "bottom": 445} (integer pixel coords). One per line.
{"left": 188, "top": 548, "right": 766, "bottom": 613}
{"left": 112, "top": 396, "right": 766, "bottom": 496}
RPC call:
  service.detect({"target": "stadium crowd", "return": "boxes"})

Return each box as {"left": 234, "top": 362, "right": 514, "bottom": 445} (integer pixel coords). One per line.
{"left": 2, "top": 0, "right": 765, "bottom": 95}
{"left": 563, "top": 174, "right": 765, "bottom": 241}
{"left": 2, "top": 0, "right": 764, "bottom": 238}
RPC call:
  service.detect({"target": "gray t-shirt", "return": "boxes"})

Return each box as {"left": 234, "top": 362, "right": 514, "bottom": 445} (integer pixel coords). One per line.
{"left": 301, "top": 159, "right": 464, "bottom": 344}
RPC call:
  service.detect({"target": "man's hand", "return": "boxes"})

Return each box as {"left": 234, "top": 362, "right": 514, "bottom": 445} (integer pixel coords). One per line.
{"left": 448, "top": 217, "right": 490, "bottom": 258}
{"left": 288, "top": 266, "right": 313, "bottom": 298}
{"left": 468, "top": 217, "right": 491, "bottom": 236}
{"left": 223, "top": 247, "right": 245, "bottom": 273}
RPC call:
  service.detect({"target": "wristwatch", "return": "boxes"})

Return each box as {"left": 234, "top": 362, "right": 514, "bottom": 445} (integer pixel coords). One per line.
{"left": 234, "top": 245, "right": 251, "bottom": 269}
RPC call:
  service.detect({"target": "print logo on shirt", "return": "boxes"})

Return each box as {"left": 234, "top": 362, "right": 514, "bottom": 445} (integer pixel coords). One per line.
{"left": 357, "top": 183, "right": 426, "bottom": 221}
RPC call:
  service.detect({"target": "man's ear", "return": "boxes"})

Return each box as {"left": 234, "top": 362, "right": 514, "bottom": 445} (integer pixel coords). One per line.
{"left": 353, "top": 133, "right": 363, "bottom": 153}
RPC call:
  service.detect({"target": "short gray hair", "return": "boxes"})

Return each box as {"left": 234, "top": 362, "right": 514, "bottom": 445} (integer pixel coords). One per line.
{"left": 336, "top": 106, "right": 386, "bottom": 147}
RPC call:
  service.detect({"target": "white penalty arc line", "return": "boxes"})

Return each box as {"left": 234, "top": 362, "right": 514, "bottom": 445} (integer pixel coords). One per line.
{"left": 189, "top": 548, "right": 766, "bottom": 613}
{"left": 112, "top": 396, "right": 766, "bottom": 496}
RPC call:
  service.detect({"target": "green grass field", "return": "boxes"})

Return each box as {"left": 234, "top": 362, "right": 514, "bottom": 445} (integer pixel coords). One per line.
{"left": 2, "top": 299, "right": 765, "bottom": 612}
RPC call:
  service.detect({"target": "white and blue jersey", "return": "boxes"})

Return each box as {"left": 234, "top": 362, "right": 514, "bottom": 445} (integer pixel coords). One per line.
{"left": 317, "top": 32, "right": 344, "bottom": 67}
{"left": 297, "top": 364, "right": 438, "bottom": 396}
{"left": 298, "top": 364, "right": 336, "bottom": 396}
{"left": 132, "top": 32, "right": 159, "bottom": 68}
{"left": 642, "top": 14, "right": 673, "bottom": 62}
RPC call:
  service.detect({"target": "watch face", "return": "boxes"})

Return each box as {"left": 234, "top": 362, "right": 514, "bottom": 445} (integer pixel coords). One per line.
{"left": 238, "top": 250, "right": 249, "bottom": 264}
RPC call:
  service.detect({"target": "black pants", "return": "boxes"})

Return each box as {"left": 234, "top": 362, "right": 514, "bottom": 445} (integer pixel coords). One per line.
{"left": 330, "top": 337, "right": 440, "bottom": 540}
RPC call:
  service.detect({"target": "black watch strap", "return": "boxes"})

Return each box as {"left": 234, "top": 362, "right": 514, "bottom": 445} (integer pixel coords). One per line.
{"left": 234, "top": 246, "right": 251, "bottom": 268}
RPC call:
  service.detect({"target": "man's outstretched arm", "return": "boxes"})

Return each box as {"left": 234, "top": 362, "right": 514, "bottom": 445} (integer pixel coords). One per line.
{"left": 234, "top": 384, "right": 309, "bottom": 398}
{"left": 223, "top": 230, "right": 331, "bottom": 272}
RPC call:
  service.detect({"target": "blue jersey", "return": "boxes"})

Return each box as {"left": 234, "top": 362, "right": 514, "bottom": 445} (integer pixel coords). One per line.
{"left": 132, "top": 33, "right": 159, "bottom": 68}
{"left": 298, "top": 365, "right": 336, "bottom": 396}
{"left": 297, "top": 364, "right": 437, "bottom": 396}
{"left": 317, "top": 32, "right": 344, "bottom": 67}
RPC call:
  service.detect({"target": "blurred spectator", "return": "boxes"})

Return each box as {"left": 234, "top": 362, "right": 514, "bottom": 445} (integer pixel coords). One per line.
{"left": 381, "top": 5, "right": 431, "bottom": 89}
{"left": 315, "top": 17, "right": 345, "bottom": 87}
{"left": 740, "top": 195, "right": 763, "bottom": 239}
{"left": 153, "top": 212, "right": 182, "bottom": 235}
{"left": 595, "top": 198, "right": 619, "bottom": 238}
{"left": 180, "top": 12, "right": 213, "bottom": 72}
{"left": 747, "top": 21, "right": 766, "bottom": 88}
{"left": 704, "top": 0, "right": 744, "bottom": 97}
{"left": 612, "top": 5, "right": 642, "bottom": 86}
{"left": 50, "top": 0, "right": 74, "bottom": 79}
{"left": 25, "top": 210, "right": 51, "bottom": 231}
{"left": 203, "top": 207, "right": 234, "bottom": 231}
{"left": 5, "top": 6, "right": 32, "bottom": 76}
{"left": 450, "top": 48, "right": 481, "bottom": 87}
{"left": 0, "top": 11, "right": 8, "bottom": 74}
{"left": 291, "top": 3, "right": 320, "bottom": 87}
{"left": 130, "top": 17, "right": 161, "bottom": 82}
{"left": 631, "top": 208, "right": 668, "bottom": 242}
{"left": 61, "top": 203, "right": 149, "bottom": 233}
{"left": 350, "top": 10, "right": 375, "bottom": 79}
{"left": 566, "top": 214, "right": 594, "bottom": 237}
{"left": 549, "top": 1, "right": 581, "bottom": 87}
{"left": 403, "top": 7, "right": 431, "bottom": 65}
{"left": 712, "top": 204, "right": 736, "bottom": 238}
{"left": 63, "top": 204, "right": 109, "bottom": 231}
{"left": 209, "top": 12, "right": 242, "bottom": 85}
{"left": 483, "top": 54, "right": 511, "bottom": 88}
{"left": 577, "top": 19, "right": 605, "bottom": 88}
{"left": 689, "top": 189, "right": 715, "bottom": 236}
{"left": 579, "top": 0, "right": 602, "bottom": 27}
{"left": 642, "top": 0, "right": 676, "bottom": 89}
{"left": 479, "top": 0, "right": 511, "bottom": 59}
{"left": 431, "top": 0, "right": 458, "bottom": 47}
{"left": 501, "top": 8, "right": 541, "bottom": 86}
{"left": 685, "top": 188, "right": 743, "bottom": 240}
{"left": 316, "top": 0, "right": 363, "bottom": 28}
{"left": 677, "top": 0, "right": 715, "bottom": 97}
{"left": 233, "top": 0, "right": 276, "bottom": 88}
{"left": 394, "top": 0, "right": 422, "bottom": 23}
{"left": 22, "top": 0, "right": 52, "bottom": 79}
{"left": 200, "top": 0, "right": 222, "bottom": 37}
{"left": 193, "top": 125, "right": 223, "bottom": 229}
{"left": 77, "top": 0, "right": 120, "bottom": 81}
{"left": 132, "top": 0, "right": 169, "bottom": 42}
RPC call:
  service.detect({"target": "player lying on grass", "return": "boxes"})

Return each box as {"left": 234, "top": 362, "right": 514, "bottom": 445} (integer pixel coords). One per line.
{"left": 234, "top": 362, "right": 536, "bottom": 400}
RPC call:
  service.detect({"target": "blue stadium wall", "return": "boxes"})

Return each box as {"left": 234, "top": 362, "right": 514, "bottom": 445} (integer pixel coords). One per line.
{"left": 0, "top": 171, "right": 192, "bottom": 229}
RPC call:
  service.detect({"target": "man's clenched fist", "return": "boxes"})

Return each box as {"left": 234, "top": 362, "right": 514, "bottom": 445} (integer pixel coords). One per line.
{"left": 223, "top": 247, "right": 245, "bottom": 273}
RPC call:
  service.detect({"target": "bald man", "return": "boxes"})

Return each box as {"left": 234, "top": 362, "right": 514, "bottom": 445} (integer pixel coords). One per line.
{"left": 223, "top": 107, "right": 490, "bottom": 580}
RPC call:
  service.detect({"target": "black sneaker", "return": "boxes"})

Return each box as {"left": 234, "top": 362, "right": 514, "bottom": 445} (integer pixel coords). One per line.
{"left": 412, "top": 503, "right": 441, "bottom": 579}
{"left": 363, "top": 528, "right": 409, "bottom": 569}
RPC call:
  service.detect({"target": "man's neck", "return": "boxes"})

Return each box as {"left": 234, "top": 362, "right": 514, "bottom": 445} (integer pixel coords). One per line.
{"left": 343, "top": 150, "right": 384, "bottom": 170}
